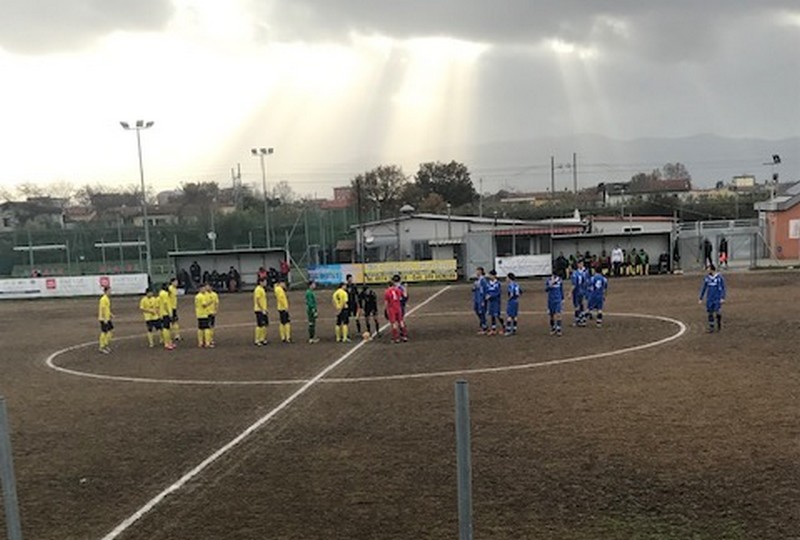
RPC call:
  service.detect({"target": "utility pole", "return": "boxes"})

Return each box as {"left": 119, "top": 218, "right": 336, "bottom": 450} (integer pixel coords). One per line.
{"left": 356, "top": 177, "right": 364, "bottom": 262}
{"left": 572, "top": 152, "right": 578, "bottom": 210}
{"left": 478, "top": 177, "right": 484, "bottom": 218}
{"left": 251, "top": 147, "right": 274, "bottom": 248}
{"left": 550, "top": 156, "right": 555, "bottom": 202}
{"left": 231, "top": 163, "right": 243, "bottom": 211}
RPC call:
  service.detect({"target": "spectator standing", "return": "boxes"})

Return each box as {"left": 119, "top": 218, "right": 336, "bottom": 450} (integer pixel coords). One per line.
{"left": 554, "top": 252, "right": 569, "bottom": 279}
{"left": 718, "top": 237, "right": 729, "bottom": 269}
{"left": 640, "top": 249, "right": 650, "bottom": 275}
{"left": 190, "top": 261, "right": 202, "bottom": 288}
{"left": 611, "top": 246, "right": 623, "bottom": 277}
{"left": 703, "top": 238, "right": 714, "bottom": 268}
{"left": 280, "top": 258, "right": 291, "bottom": 287}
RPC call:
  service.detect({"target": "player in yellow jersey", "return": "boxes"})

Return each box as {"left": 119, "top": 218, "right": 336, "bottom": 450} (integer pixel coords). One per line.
{"left": 253, "top": 276, "right": 269, "bottom": 346}
{"left": 98, "top": 286, "right": 113, "bottom": 353}
{"left": 332, "top": 282, "right": 350, "bottom": 342}
{"left": 195, "top": 283, "right": 213, "bottom": 348}
{"left": 158, "top": 284, "right": 176, "bottom": 350}
{"left": 207, "top": 286, "right": 219, "bottom": 346}
{"left": 138, "top": 288, "right": 161, "bottom": 348}
{"left": 168, "top": 277, "right": 182, "bottom": 341}
{"left": 274, "top": 279, "right": 292, "bottom": 343}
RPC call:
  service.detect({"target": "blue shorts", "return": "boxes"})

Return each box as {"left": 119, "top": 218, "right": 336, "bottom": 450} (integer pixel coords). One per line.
{"left": 588, "top": 295, "right": 604, "bottom": 311}
{"left": 572, "top": 292, "right": 585, "bottom": 309}
{"left": 548, "top": 301, "right": 562, "bottom": 315}
{"left": 473, "top": 300, "right": 486, "bottom": 314}
{"left": 487, "top": 300, "right": 501, "bottom": 317}
{"left": 506, "top": 300, "right": 519, "bottom": 318}
{"left": 706, "top": 301, "right": 721, "bottom": 313}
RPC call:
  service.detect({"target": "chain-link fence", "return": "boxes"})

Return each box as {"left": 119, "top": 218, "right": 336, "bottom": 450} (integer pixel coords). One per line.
{"left": 0, "top": 206, "right": 360, "bottom": 281}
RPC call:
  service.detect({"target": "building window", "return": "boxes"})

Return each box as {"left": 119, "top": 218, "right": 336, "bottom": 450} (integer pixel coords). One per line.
{"left": 496, "top": 235, "right": 531, "bottom": 257}
{"left": 412, "top": 241, "right": 432, "bottom": 261}
{"left": 2, "top": 217, "right": 10, "bottom": 228}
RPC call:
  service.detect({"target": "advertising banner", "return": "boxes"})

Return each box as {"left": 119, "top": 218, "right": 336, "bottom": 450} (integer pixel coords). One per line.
{"left": 308, "top": 260, "right": 458, "bottom": 285}
{"left": 0, "top": 274, "right": 149, "bottom": 300}
{"left": 307, "top": 264, "right": 364, "bottom": 286}
{"left": 494, "top": 255, "right": 551, "bottom": 277}
{"left": 363, "top": 260, "right": 457, "bottom": 284}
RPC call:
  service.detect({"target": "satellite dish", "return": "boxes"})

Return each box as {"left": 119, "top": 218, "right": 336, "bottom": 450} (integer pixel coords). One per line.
{"left": 207, "top": 231, "right": 217, "bottom": 241}
{"left": 364, "top": 229, "right": 375, "bottom": 245}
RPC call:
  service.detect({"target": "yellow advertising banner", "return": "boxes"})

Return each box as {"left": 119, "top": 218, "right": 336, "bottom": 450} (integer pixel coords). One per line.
{"left": 363, "top": 260, "right": 458, "bottom": 284}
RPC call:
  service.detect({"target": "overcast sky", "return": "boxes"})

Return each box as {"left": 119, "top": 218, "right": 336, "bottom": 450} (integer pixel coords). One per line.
{"left": 1, "top": 0, "right": 798, "bottom": 196}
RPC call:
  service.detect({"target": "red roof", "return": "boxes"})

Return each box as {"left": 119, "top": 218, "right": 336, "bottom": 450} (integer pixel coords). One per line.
{"left": 591, "top": 216, "right": 675, "bottom": 222}
{"left": 494, "top": 226, "right": 583, "bottom": 236}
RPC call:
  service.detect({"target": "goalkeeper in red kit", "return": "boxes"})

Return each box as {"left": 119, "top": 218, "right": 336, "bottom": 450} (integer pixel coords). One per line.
{"left": 384, "top": 274, "right": 407, "bottom": 343}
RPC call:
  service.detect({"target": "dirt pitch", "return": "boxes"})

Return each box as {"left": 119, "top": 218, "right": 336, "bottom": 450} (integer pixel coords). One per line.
{"left": 0, "top": 272, "right": 798, "bottom": 539}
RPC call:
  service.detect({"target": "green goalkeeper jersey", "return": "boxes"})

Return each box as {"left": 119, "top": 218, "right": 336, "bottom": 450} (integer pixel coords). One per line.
{"left": 305, "top": 288, "right": 317, "bottom": 315}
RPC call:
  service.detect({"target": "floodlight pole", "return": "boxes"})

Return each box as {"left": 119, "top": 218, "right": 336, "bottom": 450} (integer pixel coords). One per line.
{"left": 120, "top": 120, "right": 154, "bottom": 279}
{"left": 252, "top": 147, "right": 275, "bottom": 249}
{"left": 455, "top": 381, "right": 473, "bottom": 540}
{"left": 0, "top": 397, "right": 23, "bottom": 540}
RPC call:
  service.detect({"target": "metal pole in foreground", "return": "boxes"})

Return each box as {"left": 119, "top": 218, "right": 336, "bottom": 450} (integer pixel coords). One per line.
{"left": 455, "top": 380, "right": 473, "bottom": 540}
{"left": 0, "top": 398, "right": 23, "bottom": 540}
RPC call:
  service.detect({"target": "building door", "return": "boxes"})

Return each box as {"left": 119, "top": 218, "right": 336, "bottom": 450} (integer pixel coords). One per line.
{"left": 465, "top": 231, "right": 494, "bottom": 279}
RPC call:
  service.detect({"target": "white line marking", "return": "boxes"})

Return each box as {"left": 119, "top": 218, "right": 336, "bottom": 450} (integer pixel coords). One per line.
{"left": 44, "top": 337, "right": 309, "bottom": 386}
{"left": 44, "top": 310, "right": 471, "bottom": 386}
{"left": 96, "top": 285, "right": 451, "bottom": 540}
{"left": 45, "top": 311, "right": 687, "bottom": 387}
{"left": 322, "top": 313, "right": 688, "bottom": 383}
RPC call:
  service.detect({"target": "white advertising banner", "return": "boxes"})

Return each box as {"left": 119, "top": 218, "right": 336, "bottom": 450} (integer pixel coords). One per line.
{"left": 494, "top": 255, "right": 552, "bottom": 277}
{"left": 0, "top": 274, "right": 149, "bottom": 300}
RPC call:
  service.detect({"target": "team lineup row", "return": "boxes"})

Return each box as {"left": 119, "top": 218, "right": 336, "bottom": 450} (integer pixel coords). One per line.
{"left": 95, "top": 273, "right": 411, "bottom": 353}
{"left": 95, "top": 263, "right": 727, "bottom": 353}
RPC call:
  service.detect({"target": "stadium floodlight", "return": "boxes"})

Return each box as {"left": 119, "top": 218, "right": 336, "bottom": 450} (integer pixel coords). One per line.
{"left": 772, "top": 154, "right": 781, "bottom": 165}
{"left": 120, "top": 119, "right": 155, "bottom": 279}
{"left": 251, "top": 147, "right": 275, "bottom": 248}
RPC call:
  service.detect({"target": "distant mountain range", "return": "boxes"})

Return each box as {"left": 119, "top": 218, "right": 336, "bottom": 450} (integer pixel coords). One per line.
{"left": 405, "top": 133, "right": 800, "bottom": 193}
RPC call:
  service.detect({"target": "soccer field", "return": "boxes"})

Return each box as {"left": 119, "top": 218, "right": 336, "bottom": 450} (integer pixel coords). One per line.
{"left": 0, "top": 273, "right": 798, "bottom": 539}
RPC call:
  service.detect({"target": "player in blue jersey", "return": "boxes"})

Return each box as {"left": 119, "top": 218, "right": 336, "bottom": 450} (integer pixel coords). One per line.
{"left": 484, "top": 270, "right": 503, "bottom": 335}
{"left": 587, "top": 267, "right": 609, "bottom": 327}
{"left": 472, "top": 267, "right": 488, "bottom": 334}
{"left": 545, "top": 271, "right": 564, "bottom": 336}
{"left": 504, "top": 272, "right": 521, "bottom": 336}
{"left": 699, "top": 263, "right": 726, "bottom": 332}
{"left": 570, "top": 259, "right": 589, "bottom": 327}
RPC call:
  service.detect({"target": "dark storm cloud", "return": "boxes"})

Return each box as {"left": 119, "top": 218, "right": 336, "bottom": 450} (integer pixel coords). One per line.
{"left": 261, "top": 0, "right": 797, "bottom": 64}
{"left": 0, "top": 0, "right": 173, "bottom": 54}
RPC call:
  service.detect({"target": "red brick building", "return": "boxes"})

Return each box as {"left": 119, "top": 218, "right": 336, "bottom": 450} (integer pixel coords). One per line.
{"left": 755, "top": 182, "right": 800, "bottom": 259}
